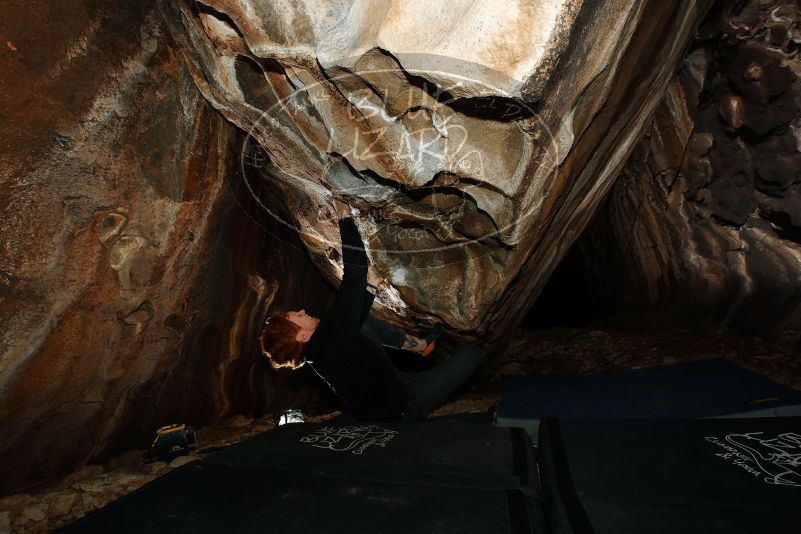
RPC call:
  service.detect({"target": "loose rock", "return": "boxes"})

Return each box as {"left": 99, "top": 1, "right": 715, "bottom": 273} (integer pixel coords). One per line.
{"left": 22, "top": 503, "right": 47, "bottom": 522}
{"left": 168, "top": 455, "right": 197, "bottom": 469}
{"left": 47, "top": 493, "right": 79, "bottom": 517}
{"left": 0, "top": 511, "right": 10, "bottom": 534}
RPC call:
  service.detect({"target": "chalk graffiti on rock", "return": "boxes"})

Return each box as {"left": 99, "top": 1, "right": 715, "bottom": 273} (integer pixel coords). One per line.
{"left": 299, "top": 425, "right": 399, "bottom": 455}
{"left": 705, "top": 432, "right": 801, "bottom": 487}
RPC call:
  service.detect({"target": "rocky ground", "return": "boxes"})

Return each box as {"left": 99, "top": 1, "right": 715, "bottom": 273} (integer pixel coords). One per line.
{"left": 433, "top": 325, "right": 801, "bottom": 416}
{"left": 1, "top": 326, "right": 798, "bottom": 533}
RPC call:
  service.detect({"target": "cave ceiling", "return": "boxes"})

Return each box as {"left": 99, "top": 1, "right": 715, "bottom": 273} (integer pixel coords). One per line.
{"left": 160, "top": 0, "right": 713, "bottom": 335}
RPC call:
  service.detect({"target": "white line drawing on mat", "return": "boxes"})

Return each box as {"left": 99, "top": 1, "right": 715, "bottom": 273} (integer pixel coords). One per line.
{"left": 300, "top": 425, "right": 399, "bottom": 455}
{"left": 706, "top": 432, "right": 801, "bottom": 487}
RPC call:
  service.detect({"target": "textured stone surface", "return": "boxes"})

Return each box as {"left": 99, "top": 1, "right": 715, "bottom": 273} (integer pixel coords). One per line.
{"left": 0, "top": 0, "right": 251, "bottom": 495}
{"left": 578, "top": 0, "right": 801, "bottom": 348}
{"left": 0, "top": 0, "right": 733, "bottom": 499}
{"left": 160, "top": 0, "right": 712, "bottom": 336}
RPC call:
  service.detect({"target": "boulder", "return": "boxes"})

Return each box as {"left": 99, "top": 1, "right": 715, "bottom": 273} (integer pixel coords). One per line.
{"left": 577, "top": 0, "right": 801, "bottom": 348}
{"left": 158, "top": 0, "right": 712, "bottom": 335}
{"left": 0, "top": 0, "right": 245, "bottom": 495}
{"left": 0, "top": 0, "right": 718, "bottom": 496}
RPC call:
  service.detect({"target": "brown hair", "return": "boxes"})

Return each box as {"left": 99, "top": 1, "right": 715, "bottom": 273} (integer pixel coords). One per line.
{"left": 259, "top": 312, "right": 306, "bottom": 370}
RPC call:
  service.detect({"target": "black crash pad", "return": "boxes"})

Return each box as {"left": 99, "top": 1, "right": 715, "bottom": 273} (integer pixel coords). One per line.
{"left": 60, "top": 419, "right": 545, "bottom": 533}
{"left": 59, "top": 462, "right": 541, "bottom": 533}
{"left": 495, "top": 358, "right": 801, "bottom": 440}
{"left": 209, "top": 420, "right": 538, "bottom": 493}
{"left": 538, "top": 417, "right": 801, "bottom": 534}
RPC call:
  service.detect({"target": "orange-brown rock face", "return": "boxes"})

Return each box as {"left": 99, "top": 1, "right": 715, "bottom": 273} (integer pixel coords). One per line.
{"left": 0, "top": 0, "right": 257, "bottom": 494}
{"left": 1, "top": 0, "right": 722, "bottom": 495}
{"left": 160, "top": 0, "right": 713, "bottom": 337}
{"left": 578, "top": 0, "right": 801, "bottom": 347}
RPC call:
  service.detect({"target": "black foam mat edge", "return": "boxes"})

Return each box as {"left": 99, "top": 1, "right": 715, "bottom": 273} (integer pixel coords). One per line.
{"left": 538, "top": 418, "right": 594, "bottom": 534}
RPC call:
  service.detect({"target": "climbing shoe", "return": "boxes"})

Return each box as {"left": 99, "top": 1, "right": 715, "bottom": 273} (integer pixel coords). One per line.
{"left": 421, "top": 323, "right": 444, "bottom": 358}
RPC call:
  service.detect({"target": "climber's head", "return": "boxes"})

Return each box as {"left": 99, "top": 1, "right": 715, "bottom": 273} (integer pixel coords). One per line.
{"left": 259, "top": 310, "right": 319, "bottom": 370}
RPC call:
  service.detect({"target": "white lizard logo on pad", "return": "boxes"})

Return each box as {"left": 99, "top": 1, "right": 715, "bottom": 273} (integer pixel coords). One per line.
{"left": 300, "top": 425, "right": 399, "bottom": 455}
{"left": 706, "top": 432, "right": 801, "bottom": 487}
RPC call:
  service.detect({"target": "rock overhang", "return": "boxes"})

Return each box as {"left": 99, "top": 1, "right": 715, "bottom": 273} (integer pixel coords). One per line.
{"left": 161, "top": 0, "right": 713, "bottom": 335}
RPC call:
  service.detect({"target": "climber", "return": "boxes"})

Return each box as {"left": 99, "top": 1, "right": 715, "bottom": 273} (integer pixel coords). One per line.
{"left": 259, "top": 198, "right": 483, "bottom": 422}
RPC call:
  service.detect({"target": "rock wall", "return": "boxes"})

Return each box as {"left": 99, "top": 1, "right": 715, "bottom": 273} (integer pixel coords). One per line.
{"left": 160, "top": 0, "right": 713, "bottom": 338}
{"left": 0, "top": 0, "right": 720, "bottom": 495}
{"left": 0, "top": 0, "right": 327, "bottom": 495}
{"left": 577, "top": 0, "right": 801, "bottom": 347}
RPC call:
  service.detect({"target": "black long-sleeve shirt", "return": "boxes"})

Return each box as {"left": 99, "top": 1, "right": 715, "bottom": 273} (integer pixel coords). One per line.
{"left": 304, "top": 218, "right": 410, "bottom": 421}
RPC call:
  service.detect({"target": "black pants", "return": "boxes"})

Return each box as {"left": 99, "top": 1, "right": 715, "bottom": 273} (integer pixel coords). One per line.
{"left": 360, "top": 316, "right": 483, "bottom": 419}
